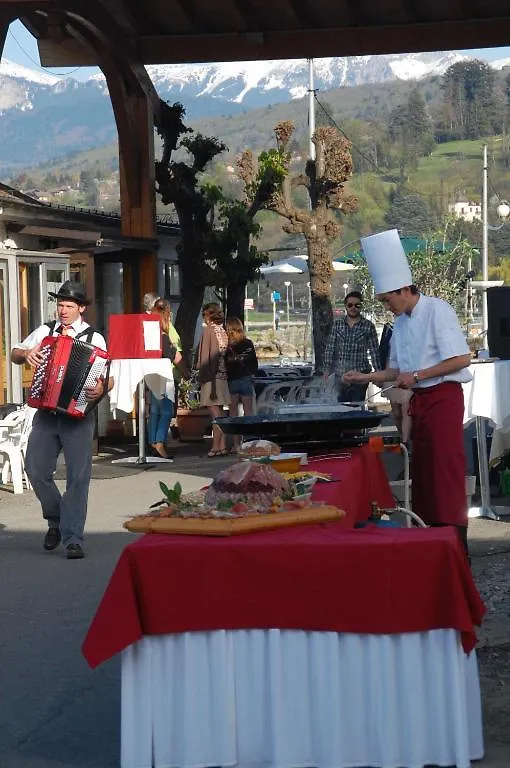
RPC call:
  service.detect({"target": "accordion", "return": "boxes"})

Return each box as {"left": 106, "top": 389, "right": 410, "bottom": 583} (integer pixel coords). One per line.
{"left": 27, "top": 335, "right": 110, "bottom": 418}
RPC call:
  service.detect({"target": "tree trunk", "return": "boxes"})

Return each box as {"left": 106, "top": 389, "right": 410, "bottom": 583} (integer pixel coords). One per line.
{"left": 311, "top": 294, "right": 334, "bottom": 373}
{"left": 307, "top": 233, "right": 334, "bottom": 373}
{"left": 226, "top": 283, "right": 245, "bottom": 323}
{"left": 174, "top": 284, "right": 205, "bottom": 367}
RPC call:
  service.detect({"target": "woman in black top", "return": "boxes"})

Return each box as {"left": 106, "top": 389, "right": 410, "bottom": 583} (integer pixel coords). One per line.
{"left": 225, "top": 317, "right": 258, "bottom": 453}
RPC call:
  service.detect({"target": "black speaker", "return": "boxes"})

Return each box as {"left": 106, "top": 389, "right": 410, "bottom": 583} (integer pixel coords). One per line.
{"left": 487, "top": 286, "right": 510, "bottom": 359}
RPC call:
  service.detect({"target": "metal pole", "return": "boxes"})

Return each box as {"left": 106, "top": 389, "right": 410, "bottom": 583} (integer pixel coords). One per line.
{"left": 137, "top": 380, "right": 146, "bottom": 463}
{"left": 284, "top": 281, "right": 290, "bottom": 327}
{"left": 482, "top": 143, "right": 489, "bottom": 349}
{"left": 308, "top": 59, "right": 316, "bottom": 161}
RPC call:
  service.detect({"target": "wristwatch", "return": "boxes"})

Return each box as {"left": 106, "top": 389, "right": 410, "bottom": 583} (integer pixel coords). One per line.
{"left": 412, "top": 370, "right": 420, "bottom": 384}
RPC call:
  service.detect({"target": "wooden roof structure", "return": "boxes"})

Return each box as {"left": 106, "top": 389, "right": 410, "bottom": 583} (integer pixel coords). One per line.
{"left": 4, "top": 1, "right": 510, "bottom": 66}
{"left": 1, "top": 1, "right": 509, "bottom": 305}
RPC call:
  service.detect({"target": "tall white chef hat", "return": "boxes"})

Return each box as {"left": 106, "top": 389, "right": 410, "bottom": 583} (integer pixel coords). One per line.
{"left": 360, "top": 229, "right": 413, "bottom": 295}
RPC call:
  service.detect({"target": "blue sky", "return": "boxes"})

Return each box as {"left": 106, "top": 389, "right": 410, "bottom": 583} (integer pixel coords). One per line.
{"left": 3, "top": 19, "right": 510, "bottom": 82}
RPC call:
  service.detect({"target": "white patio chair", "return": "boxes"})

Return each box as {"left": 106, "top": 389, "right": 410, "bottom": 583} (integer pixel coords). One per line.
{"left": 0, "top": 406, "right": 37, "bottom": 494}
{"left": 0, "top": 407, "right": 26, "bottom": 440}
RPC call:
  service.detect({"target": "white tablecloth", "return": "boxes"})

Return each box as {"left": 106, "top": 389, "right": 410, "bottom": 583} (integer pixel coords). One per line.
{"left": 109, "top": 358, "right": 174, "bottom": 413}
{"left": 121, "top": 628, "right": 483, "bottom": 768}
{"left": 463, "top": 360, "right": 510, "bottom": 461}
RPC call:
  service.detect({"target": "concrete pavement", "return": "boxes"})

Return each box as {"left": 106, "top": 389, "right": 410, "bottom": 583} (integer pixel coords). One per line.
{"left": 0, "top": 438, "right": 509, "bottom": 767}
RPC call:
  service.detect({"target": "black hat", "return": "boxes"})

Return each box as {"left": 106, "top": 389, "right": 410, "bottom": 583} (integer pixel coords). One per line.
{"left": 48, "top": 280, "right": 91, "bottom": 306}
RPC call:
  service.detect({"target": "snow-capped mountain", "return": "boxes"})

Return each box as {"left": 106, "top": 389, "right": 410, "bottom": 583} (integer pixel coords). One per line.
{"left": 0, "top": 49, "right": 508, "bottom": 168}
{"left": 140, "top": 51, "right": 471, "bottom": 105}
{"left": 0, "top": 58, "right": 60, "bottom": 85}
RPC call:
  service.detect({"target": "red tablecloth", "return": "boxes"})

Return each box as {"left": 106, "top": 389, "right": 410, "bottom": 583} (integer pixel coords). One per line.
{"left": 83, "top": 523, "right": 485, "bottom": 669}
{"left": 309, "top": 446, "right": 395, "bottom": 526}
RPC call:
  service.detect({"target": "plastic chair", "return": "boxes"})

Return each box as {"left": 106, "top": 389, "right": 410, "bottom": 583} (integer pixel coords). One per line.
{"left": 0, "top": 407, "right": 36, "bottom": 494}
{"left": 0, "top": 407, "right": 26, "bottom": 440}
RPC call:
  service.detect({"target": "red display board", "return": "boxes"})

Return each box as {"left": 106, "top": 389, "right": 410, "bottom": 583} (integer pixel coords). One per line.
{"left": 108, "top": 314, "right": 162, "bottom": 360}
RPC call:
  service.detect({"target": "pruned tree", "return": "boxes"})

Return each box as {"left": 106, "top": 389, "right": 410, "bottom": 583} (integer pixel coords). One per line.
{"left": 210, "top": 199, "right": 268, "bottom": 321}
{"left": 155, "top": 100, "right": 272, "bottom": 354}
{"left": 239, "top": 121, "right": 358, "bottom": 371}
{"left": 155, "top": 104, "right": 226, "bottom": 359}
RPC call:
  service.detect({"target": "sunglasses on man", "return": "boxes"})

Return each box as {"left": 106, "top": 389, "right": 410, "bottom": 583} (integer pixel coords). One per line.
{"left": 346, "top": 302, "right": 362, "bottom": 309}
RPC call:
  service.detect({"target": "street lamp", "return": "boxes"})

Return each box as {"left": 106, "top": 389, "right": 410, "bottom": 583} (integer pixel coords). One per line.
{"left": 284, "top": 281, "right": 291, "bottom": 327}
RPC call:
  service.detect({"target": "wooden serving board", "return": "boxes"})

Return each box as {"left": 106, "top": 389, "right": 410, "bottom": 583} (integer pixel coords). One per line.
{"left": 123, "top": 505, "right": 344, "bottom": 536}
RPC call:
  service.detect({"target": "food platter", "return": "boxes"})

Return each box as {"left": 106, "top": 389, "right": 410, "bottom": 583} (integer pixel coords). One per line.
{"left": 123, "top": 457, "right": 345, "bottom": 537}
{"left": 123, "top": 504, "right": 343, "bottom": 536}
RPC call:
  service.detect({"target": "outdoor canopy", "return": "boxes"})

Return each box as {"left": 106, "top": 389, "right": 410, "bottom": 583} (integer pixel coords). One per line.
{"left": 260, "top": 254, "right": 354, "bottom": 275}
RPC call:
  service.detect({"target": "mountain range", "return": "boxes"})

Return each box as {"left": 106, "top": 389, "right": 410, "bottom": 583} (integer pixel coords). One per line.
{"left": 1, "top": 50, "right": 509, "bottom": 170}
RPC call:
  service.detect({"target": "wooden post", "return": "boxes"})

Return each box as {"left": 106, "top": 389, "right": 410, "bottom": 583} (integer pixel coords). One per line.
{"left": 106, "top": 71, "right": 158, "bottom": 309}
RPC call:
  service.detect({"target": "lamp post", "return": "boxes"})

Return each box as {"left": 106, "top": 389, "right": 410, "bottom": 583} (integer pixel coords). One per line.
{"left": 284, "top": 281, "right": 291, "bottom": 327}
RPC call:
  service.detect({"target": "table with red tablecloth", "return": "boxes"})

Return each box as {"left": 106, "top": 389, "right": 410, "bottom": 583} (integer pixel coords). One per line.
{"left": 82, "top": 449, "right": 486, "bottom": 768}
{"left": 308, "top": 445, "right": 395, "bottom": 526}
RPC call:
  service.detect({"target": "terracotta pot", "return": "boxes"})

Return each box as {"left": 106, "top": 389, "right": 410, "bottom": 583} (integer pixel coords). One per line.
{"left": 175, "top": 407, "right": 212, "bottom": 442}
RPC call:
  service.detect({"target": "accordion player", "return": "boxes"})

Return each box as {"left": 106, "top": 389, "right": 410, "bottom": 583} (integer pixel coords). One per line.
{"left": 28, "top": 335, "right": 111, "bottom": 418}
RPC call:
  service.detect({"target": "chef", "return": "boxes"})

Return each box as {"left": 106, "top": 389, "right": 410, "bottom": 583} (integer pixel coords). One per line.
{"left": 343, "top": 229, "right": 472, "bottom": 554}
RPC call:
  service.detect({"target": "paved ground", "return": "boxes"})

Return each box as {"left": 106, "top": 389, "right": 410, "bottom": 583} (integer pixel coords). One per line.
{"left": 1, "top": 435, "right": 509, "bottom": 767}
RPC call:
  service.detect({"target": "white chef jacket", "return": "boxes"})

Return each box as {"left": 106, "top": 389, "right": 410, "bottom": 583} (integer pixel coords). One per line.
{"left": 388, "top": 294, "right": 472, "bottom": 388}
{"left": 13, "top": 319, "right": 107, "bottom": 353}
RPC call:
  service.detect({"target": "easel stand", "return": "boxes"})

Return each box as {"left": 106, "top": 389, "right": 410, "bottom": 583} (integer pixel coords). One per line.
{"left": 469, "top": 415, "right": 510, "bottom": 520}
{"left": 111, "top": 380, "right": 174, "bottom": 465}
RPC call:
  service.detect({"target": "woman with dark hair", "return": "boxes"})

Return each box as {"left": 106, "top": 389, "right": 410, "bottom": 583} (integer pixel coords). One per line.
{"left": 196, "top": 302, "right": 230, "bottom": 457}
{"left": 225, "top": 317, "right": 258, "bottom": 453}
{"left": 147, "top": 299, "right": 183, "bottom": 458}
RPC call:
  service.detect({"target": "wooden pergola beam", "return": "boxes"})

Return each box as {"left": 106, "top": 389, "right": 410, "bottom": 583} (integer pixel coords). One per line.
{"left": 286, "top": 0, "right": 320, "bottom": 30}
{"left": 172, "top": 0, "right": 212, "bottom": 34}
{"left": 134, "top": 17, "right": 510, "bottom": 63}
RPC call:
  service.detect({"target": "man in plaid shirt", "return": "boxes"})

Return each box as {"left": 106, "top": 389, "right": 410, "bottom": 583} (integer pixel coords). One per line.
{"left": 323, "top": 290, "right": 381, "bottom": 402}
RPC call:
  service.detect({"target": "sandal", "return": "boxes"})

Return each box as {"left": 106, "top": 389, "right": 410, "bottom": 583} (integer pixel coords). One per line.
{"left": 207, "top": 450, "right": 219, "bottom": 457}
{"left": 216, "top": 449, "right": 229, "bottom": 457}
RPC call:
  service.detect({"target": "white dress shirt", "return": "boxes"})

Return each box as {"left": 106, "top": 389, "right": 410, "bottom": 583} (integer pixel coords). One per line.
{"left": 14, "top": 319, "right": 107, "bottom": 352}
{"left": 388, "top": 294, "right": 472, "bottom": 387}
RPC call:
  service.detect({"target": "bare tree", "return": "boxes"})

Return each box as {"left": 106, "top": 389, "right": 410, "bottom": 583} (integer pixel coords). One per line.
{"left": 239, "top": 121, "right": 358, "bottom": 370}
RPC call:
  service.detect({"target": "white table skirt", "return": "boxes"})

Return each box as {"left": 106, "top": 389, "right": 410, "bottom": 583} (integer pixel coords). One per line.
{"left": 121, "top": 628, "right": 483, "bottom": 768}
{"left": 463, "top": 360, "right": 510, "bottom": 461}
{"left": 109, "top": 358, "right": 174, "bottom": 414}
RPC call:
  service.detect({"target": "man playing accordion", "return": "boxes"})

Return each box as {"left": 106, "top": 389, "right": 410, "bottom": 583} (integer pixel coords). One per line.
{"left": 11, "top": 280, "right": 113, "bottom": 560}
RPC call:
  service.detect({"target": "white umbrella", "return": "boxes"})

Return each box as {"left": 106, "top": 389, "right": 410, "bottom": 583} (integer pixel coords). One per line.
{"left": 260, "top": 254, "right": 354, "bottom": 275}
{"left": 259, "top": 262, "right": 303, "bottom": 274}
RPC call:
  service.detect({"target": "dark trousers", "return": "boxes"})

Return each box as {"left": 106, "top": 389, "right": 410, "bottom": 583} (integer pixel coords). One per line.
{"left": 337, "top": 382, "right": 369, "bottom": 404}
{"left": 25, "top": 411, "right": 94, "bottom": 547}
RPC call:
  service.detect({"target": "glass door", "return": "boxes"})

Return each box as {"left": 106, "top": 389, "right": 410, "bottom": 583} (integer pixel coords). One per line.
{"left": 18, "top": 258, "right": 69, "bottom": 398}
{"left": 43, "top": 263, "right": 69, "bottom": 324}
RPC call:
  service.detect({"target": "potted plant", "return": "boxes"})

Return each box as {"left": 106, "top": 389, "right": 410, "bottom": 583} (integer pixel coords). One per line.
{"left": 175, "top": 373, "right": 212, "bottom": 441}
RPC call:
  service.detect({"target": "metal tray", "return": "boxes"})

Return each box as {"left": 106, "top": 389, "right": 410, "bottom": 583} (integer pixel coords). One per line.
{"left": 215, "top": 410, "right": 385, "bottom": 440}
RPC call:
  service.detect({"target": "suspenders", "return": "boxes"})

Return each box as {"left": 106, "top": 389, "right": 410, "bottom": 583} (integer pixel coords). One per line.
{"left": 45, "top": 320, "right": 95, "bottom": 344}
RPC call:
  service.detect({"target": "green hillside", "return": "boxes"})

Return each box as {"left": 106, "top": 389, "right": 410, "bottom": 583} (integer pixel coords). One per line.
{"left": 6, "top": 64, "right": 510, "bottom": 262}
